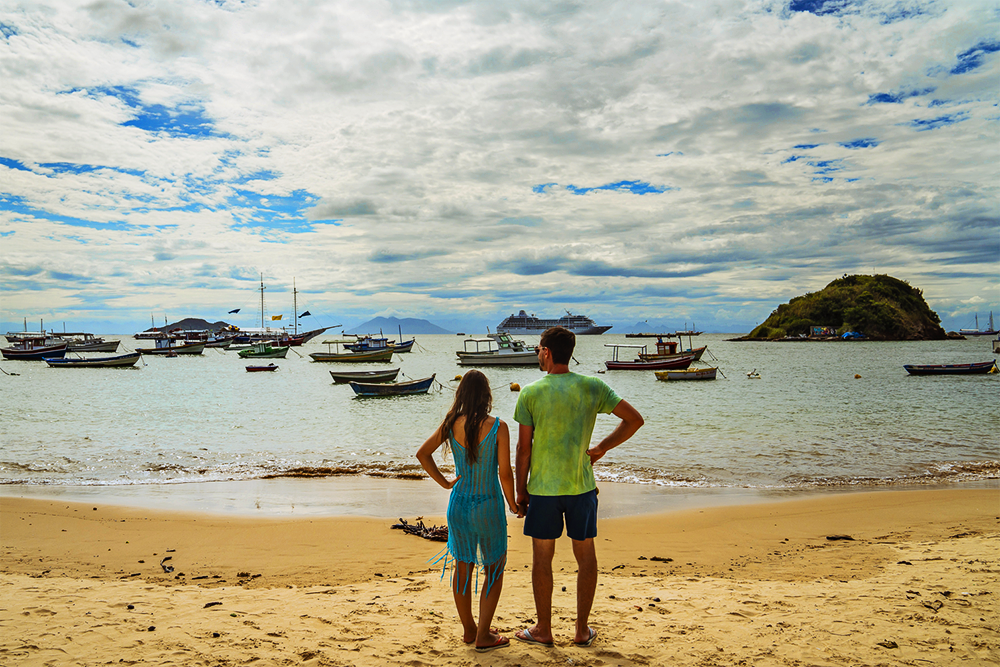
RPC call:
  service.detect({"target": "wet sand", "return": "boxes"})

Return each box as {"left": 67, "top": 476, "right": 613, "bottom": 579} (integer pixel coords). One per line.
{"left": 1, "top": 488, "right": 997, "bottom": 666}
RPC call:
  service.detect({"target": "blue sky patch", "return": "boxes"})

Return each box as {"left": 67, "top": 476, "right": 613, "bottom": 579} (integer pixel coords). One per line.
{"left": 793, "top": 144, "right": 821, "bottom": 150}
{"left": 782, "top": 155, "right": 804, "bottom": 164}
{"left": 532, "top": 183, "right": 557, "bottom": 193}
{"left": 812, "top": 177, "right": 834, "bottom": 183}
{"left": 951, "top": 40, "right": 1000, "bottom": 75}
{"left": 0, "top": 157, "right": 31, "bottom": 172}
{"left": 839, "top": 138, "right": 879, "bottom": 149}
{"left": 226, "top": 188, "right": 322, "bottom": 233}
{"left": 903, "top": 112, "right": 969, "bottom": 131}
{"left": 865, "top": 88, "right": 935, "bottom": 105}
{"left": 89, "top": 85, "right": 223, "bottom": 139}
{"left": 0, "top": 23, "right": 16, "bottom": 39}
{"left": 566, "top": 180, "right": 670, "bottom": 195}
{"left": 656, "top": 151, "right": 683, "bottom": 157}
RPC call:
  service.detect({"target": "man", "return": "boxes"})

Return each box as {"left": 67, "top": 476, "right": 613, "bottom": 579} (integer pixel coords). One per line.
{"left": 513, "top": 326, "right": 644, "bottom": 648}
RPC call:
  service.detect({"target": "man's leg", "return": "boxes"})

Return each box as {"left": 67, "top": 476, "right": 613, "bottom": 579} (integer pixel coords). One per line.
{"left": 529, "top": 538, "right": 556, "bottom": 643}
{"left": 571, "top": 537, "right": 598, "bottom": 644}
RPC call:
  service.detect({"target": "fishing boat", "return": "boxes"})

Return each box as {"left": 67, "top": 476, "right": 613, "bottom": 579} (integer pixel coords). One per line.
{"left": 959, "top": 312, "right": 998, "bottom": 336}
{"left": 246, "top": 363, "right": 278, "bottom": 372}
{"left": 238, "top": 342, "right": 289, "bottom": 359}
{"left": 903, "top": 361, "right": 997, "bottom": 376}
{"left": 655, "top": 367, "right": 718, "bottom": 381}
{"left": 135, "top": 339, "right": 206, "bottom": 355}
{"left": 349, "top": 374, "right": 436, "bottom": 397}
{"left": 49, "top": 333, "right": 120, "bottom": 352}
{"left": 1, "top": 338, "right": 69, "bottom": 360}
{"left": 604, "top": 344, "right": 695, "bottom": 371}
{"left": 637, "top": 337, "right": 707, "bottom": 362}
{"left": 456, "top": 333, "right": 537, "bottom": 366}
{"left": 344, "top": 335, "right": 393, "bottom": 353}
{"left": 43, "top": 351, "right": 142, "bottom": 368}
{"left": 329, "top": 368, "right": 401, "bottom": 384}
{"left": 310, "top": 339, "right": 394, "bottom": 362}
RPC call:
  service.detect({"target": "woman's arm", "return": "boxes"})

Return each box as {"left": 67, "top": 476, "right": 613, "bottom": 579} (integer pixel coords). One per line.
{"left": 416, "top": 423, "right": 460, "bottom": 489}
{"left": 495, "top": 420, "right": 520, "bottom": 517}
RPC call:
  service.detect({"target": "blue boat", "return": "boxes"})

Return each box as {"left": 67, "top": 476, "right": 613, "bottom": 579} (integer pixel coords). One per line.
{"left": 349, "top": 374, "right": 436, "bottom": 397}
{"left": 43, "top": 351, "right": 141, "bottom": 368}
{"left": 903, "top": 361, "right": 997, "bottom": 376}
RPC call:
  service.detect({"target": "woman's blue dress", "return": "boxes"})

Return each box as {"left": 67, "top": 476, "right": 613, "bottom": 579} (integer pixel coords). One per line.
{"left": 436, "top": 417, "right": 507, "bottom": 594}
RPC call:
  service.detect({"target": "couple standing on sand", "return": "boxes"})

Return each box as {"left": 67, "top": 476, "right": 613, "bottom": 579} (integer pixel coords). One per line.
{"left": 417, "top": 326, "right": 645, "bottom": 653}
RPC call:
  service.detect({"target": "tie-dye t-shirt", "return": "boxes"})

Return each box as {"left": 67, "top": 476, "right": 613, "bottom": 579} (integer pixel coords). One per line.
{"left": 513, "top": 372, "right": 621, "bottom": 496}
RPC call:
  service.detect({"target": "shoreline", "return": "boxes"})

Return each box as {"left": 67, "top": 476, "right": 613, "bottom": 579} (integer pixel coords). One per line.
{"left": 2, "top": 488, "right": 998, "bottom": 665}
{"left": 3, "top": 476, "right": 997, "bottom": 518}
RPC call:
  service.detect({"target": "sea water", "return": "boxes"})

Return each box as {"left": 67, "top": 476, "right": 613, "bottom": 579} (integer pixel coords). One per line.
{"left": 1, "top": 334, "right": 997, "bottom": 512}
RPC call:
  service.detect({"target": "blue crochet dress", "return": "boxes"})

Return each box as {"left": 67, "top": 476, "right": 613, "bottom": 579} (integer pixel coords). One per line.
{"left": 435, "top": 417, "right": 507, "bottom": 594}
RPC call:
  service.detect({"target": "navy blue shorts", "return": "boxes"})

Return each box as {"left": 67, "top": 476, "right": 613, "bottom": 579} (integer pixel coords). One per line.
{"left": 523, "top": 489, "right": 598, "bottom": 541}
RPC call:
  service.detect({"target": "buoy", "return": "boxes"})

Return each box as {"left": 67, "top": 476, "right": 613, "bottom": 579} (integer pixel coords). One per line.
{"left": 510, "top": 382, "right": 521, "bottom": 392}
{"left": 453, "top": 375, "right": 462, "bottom": 382}
{"left": 854, "top": 374, "right": 862, "bottom": 379}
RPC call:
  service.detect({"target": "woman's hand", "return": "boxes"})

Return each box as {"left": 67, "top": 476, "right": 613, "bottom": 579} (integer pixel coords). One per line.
{"left": 441, "top": 475, "right": 461, "bottom": 489}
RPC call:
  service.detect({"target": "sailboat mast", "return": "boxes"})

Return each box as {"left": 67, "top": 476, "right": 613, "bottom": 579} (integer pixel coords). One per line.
{"left": 293, "top": 279, "right": 298, "bottom": 336}
{"left": 259, "top": 274, "right": 266, "bottom": 330}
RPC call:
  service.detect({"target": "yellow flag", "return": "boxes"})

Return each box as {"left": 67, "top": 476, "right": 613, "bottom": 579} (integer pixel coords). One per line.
{"left": 271, "top": 315, "right": 283, "bottom": 321}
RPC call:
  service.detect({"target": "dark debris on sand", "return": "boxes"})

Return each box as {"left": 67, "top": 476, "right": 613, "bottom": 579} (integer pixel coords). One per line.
{"left": 391, "top": 518, "right": 448, "bottom": 542}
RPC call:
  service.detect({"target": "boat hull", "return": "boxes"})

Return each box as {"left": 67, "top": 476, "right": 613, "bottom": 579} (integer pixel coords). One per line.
{"left": 67, "top": 340, "right": 120, "bottom": 353}
{"left": 136, "top": 341, "right": 206, "bottom": 355}
{"left": 2, "top": 342, "right": 69, "bottom": 360}
{"left": 903, "top": 361, "right": 997, "bottom": 375}
{"left": 456, "top": 352, "right": 538, "bottom": 366}
{"left": 246, "top": 364, "right": 278, "bottom": 372}
{"left": 655, "top": 367, "right": 718, "bottom": 381}
{"left": 350, "top": 375, "right": 435, "bottom": 396}
{"left": 605, "top": 354, "right": 695, "bottom": 371}
{"left": 238, "top": 346, "right": 289, "bottom": 359}
{"left": 310, "top": 349, "right": 394, "bottom": 362}
{"left": 43, "top": 351, "right": 141, "bottom": 368}
{"left": 330, "top": 368, "right": 401, "bottom": 384}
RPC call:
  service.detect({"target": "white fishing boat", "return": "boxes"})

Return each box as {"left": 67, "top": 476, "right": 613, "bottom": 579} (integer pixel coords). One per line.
{"left": 456, "top": 333, "right": 538, "bottom": 366}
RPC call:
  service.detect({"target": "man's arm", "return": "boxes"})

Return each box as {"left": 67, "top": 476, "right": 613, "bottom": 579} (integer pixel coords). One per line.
{"left": 587, "top": 399, "right": 644, "bottom": 465}
{"left": 515, "top": 423, "right": 533, "bottom": 516}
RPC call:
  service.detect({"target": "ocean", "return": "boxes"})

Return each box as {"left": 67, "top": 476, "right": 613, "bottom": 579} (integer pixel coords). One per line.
{"left": 1, "top": 333, "right": 997, "bottom": 515}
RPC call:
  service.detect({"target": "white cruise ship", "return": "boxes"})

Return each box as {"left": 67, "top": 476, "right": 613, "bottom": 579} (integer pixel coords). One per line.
{"left": 497, "top": 310, "right": 612, "bottom": 335}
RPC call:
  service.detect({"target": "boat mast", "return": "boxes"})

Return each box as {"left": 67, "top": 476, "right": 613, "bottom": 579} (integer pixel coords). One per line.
{"left": 259, "top": 274, "right": 266, "bottom": 330}
{"left": 293, "top": 278, "right": 298, "bottom": 336}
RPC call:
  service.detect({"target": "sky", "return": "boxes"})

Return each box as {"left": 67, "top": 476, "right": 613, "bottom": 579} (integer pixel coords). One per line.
{"left": 1, "top": 0, "right": 998, "bottom": 335}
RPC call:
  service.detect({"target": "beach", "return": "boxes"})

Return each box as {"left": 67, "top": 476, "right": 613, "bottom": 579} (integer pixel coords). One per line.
{"left": 2, "top": 487, "right": 997, "bottom": 666}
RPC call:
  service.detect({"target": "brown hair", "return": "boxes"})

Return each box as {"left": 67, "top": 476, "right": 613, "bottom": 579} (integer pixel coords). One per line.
{"left": 540, "top": 326, "right": 575, "bottom": 365}
{"left": 440, "top": 370, "right": 492, "bottom": 464}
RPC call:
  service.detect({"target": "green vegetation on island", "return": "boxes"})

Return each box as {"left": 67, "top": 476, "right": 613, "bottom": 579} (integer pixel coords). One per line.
{"left": 745, "top": 275, "right": 947, "bottom": 341}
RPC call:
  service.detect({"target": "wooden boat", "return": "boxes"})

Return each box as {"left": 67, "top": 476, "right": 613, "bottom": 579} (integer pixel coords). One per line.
{"left": 1, "top": 339, "right": 69, "bottom": 360}
{"left": 604, "top": 344, "right": 694, "bottom": 371}
{"left": 456, "top": 333, "right": 537, "bottom": 366}
{"left": 959, "top": 312, "right": 998, "bottom": 336}
{"left": 655, "top": 367, "right": 718, "bottom": 381}
{"left": 237, "top": 342, "right": 289, "bottom": 359}
{"left": 349, "top": 374, "right": 436, "bottom": 397}
{"left": 903, "top": 361, "right": 997, "bottom": 376}
{"left": 246, "top": 363, "right": 278, "bottom": 372}
{"left": 53, "top": 333, "right": 120, "bottom": 353}
{"left": 136, "top": 339, "right": 206, "bottom": 355}
{"left": 344, "top": 335, "right": 393, "bottom": 353}
{"left": 329, "top": 368, "right": 401, "bottom": 384}
{"left": 310, "top": 340, "right": 394, "bottom": 362}
{"left": 43, "top": 351, "right": 141, "bottom": 368}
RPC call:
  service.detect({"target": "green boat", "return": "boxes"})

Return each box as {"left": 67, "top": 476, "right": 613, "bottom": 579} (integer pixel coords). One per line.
{"left": 238, "top": 342, "right": 289, "bottom": 359}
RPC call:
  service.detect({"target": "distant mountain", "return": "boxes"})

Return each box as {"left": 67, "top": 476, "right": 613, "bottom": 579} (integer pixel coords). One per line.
{"left": 346, "top": 316, "right": 453, "bottom": 335}
{"left": 620, "top": 321, "right": 674, "bottom": 334}
{"left": 140, "top": 318, "right": 233, "bottom": 333}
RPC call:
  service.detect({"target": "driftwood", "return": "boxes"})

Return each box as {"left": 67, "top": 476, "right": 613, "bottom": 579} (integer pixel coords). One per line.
{"left": 391, "top": 517, "right": 449, "bottom": 542}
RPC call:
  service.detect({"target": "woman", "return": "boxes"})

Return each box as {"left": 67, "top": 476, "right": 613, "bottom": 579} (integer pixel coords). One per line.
{"left": 416, "top": 370, "right": 519, "bottom": 652}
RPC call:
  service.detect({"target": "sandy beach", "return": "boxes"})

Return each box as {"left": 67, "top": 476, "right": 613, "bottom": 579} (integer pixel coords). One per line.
{"left": 1, "top": 487, "right": 997, "bottom": 666}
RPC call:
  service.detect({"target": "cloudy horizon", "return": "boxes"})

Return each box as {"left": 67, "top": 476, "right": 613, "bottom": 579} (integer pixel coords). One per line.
{"left": 2, "top": 0, "right": 998, "bottom": 335}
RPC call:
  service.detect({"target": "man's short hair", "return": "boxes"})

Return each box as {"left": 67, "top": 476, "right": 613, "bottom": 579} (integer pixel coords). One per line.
{"left": 540, "top": 326, "right": 575, "bottom": 365}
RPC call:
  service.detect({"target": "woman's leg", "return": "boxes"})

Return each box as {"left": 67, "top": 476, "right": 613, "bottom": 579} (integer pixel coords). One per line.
{"left": 475, "top": 559, "right": 506, "bottom": 647}
{"left": 452, "top": 562, "right": 477, "bottom": 643}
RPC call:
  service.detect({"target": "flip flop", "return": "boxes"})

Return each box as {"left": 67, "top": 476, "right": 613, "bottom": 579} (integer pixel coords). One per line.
{"left": 514, "top": 628, "right": 555, "bottom": 648}
{"left": 475, "top": 635, "right": 509, "bottom": 653}
{"left": 573, "top": 627, "right": 597, "bottom": 647}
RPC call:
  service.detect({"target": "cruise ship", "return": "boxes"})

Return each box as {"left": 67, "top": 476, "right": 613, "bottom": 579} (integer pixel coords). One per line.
{"left": 497, "top": 310, "right": 612, "bottom": 335}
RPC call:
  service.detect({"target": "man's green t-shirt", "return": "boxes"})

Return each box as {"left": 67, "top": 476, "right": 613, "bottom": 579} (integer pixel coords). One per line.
{"left": 513, "top": 372, "right": 621, "bottom": 496}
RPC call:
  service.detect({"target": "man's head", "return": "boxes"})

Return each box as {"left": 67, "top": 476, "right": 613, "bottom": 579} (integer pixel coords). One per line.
{"left": 539, "top": 326, "right": 575, "bottom": 366}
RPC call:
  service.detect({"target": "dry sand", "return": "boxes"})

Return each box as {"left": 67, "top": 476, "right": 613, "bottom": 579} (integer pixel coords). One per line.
{"left": 1, "top": 488, "right": 997, "bottom": 666}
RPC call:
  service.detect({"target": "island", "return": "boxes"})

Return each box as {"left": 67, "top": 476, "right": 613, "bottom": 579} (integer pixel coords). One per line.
{"left": 737, "top": 274, "right": 948, "bottom": 341}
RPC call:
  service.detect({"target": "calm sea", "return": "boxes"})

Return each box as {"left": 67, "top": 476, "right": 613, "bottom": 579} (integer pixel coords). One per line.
{"left": 1, "top": 334, "right": 997, "bottom": 510}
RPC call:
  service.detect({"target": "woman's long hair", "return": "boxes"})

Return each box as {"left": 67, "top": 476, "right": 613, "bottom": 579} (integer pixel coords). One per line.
{"left": 440, "top": 370, "right": 492, "bottom": 464}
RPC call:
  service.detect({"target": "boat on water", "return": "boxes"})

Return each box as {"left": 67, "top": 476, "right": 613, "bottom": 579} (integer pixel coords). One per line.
{"left": 497, "top": 310, "right": 612, "bottom": 335}
{"left": 604, "top": 344, "right": 695, "bottom": 371}
{"left": 637, "top": 337, "right": 708, "bottom": 362}
{"left": 349, "top": 374, "right": 436, "bottom": 397}
{"left": 456, "top": 333, "right": 538, "bottom": 366}
{"left": 246, "top": 363, "right": 278, "bottom": 372}
{"left": 238, "top": 342, "right": 289, "bottom": 359}
{"left": 655, "top": 367, "right": 718, "bottom": 381}
{"left": 310, "top": 339, "right": 394, "bottom": 362}
{"left": 903, "top": 361, "right": 997, "bottom": 376}
{"left": 959, "top": 312, "right": 998, "bottom": 336}
{"left": 43, "top": 351, "right": 142, "bottom": 368}
{"left": 57, "top": 333, "right": 120, "bottom": 353}
{"left": 1, "top": 338, "right": 69, "bottom": 361}
{"left": 135, "top": 339, "right": 206, "bottom": 355}
{"left": 329, "top": 368, "right": 401, "bottom": 384}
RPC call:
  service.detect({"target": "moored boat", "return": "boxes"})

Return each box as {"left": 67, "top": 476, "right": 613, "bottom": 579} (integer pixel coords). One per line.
{"left": 246, "top": 363, "right": 279, "bottom": 372}
{"left": 310, "top": 340, "right": 394, "bottom": 362}
{"left": 2, "top": 338, "right": 69, "bottom": 360}
{"left": 51, "top": 333, "right": 120, "bottom": 353}
{"left": 135, "top": 339, "right": 206, "bottom": 355}
{"left": 238, "top": 342, "right": 289, "bottom": 359}
{"left": 329, "top": 368, "right": 401, "bottom": 384}
{"left": 903, "top": 361, "right": 997, "bottom": 376}
{"left": 959, "top": 312, "right": 998, "bottom": 336}
{"left": 655, "top": 367, "right": 718, "bottom": 381}
{"left": 43, "top": 351, "right": 142, "bottom": 368}
{"left": 604, "top": 344, "right": 695, "bottom": 371}
{"left": 456, "top": 333, "right": 537, "bottom": 366}
{"left": 349, "top": 374, "right": 436, "bottom": 397}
